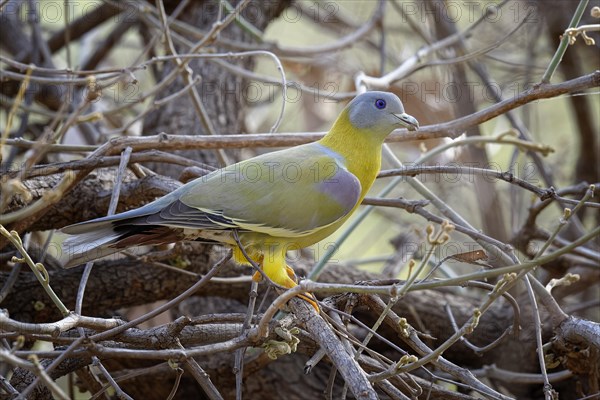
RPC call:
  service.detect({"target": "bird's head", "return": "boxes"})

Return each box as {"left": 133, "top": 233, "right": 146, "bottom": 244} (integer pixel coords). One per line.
{"left": 346, "top": 91, "right": 419, "bottom": 137}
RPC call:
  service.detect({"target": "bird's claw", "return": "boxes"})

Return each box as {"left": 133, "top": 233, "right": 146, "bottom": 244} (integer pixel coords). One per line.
{"left": 251, "top": 269, "right": 319, "bottom": 312}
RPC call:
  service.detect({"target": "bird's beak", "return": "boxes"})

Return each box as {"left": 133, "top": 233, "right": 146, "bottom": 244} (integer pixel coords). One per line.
{"left": 393, "top": 113, "right": 419, "bottom": 131}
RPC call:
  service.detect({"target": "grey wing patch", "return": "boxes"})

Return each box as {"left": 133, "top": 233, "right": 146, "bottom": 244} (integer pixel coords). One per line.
{"left": 145, "top": 200, "right": 240, "bottom": 230}
{"left": 317, "top": 167, "right": 362, "bottom": 214}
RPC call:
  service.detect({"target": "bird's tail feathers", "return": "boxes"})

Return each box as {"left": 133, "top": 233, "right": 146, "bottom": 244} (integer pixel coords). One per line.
{"left": 62, "top": 222, "right": 122, "bottom": 268}
{"left": 62, "top": 215, "right": 182, "bottom": 268}
{"left": 61, "top": 205, "right": 166, "bottom": 267}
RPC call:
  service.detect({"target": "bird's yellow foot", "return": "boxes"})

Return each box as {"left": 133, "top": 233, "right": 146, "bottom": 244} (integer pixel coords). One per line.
{"left": 285, "top": 265, "right": 298, "bottom": 281}
{"left": 252, "top": 267, "right": 319, "bottom": 312}
{"left": 284, "top": 266, "right": 320, "bottom": 312}
{"left": 251, "top": 270, "right": 263, "bottom": 282}
{"left": 295, "top": 291, "right": 320, "bottom": 313}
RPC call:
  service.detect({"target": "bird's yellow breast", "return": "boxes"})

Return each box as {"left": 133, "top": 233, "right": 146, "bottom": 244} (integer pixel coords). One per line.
{"left": 318, "top": 110, "right": 384, "bottom": 200}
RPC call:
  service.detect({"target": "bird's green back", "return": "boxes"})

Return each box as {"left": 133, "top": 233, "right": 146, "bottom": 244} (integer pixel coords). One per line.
{"left": 178, "top": 142, "right": 362, "bottom": 238}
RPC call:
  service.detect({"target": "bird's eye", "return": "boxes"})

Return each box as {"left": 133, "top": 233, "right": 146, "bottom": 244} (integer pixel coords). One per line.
{"left": 375, "top": 99, "right": 386, "bottom": 109}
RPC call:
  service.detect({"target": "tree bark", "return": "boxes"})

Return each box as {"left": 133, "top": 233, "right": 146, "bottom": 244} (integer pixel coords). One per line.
{"left": 142, "top": 0, "right": 292, "bottom": 177}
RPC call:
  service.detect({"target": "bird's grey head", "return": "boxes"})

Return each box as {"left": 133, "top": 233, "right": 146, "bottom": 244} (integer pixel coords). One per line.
{"left": 347, "top": 91, "right": 419, "bottom": 136}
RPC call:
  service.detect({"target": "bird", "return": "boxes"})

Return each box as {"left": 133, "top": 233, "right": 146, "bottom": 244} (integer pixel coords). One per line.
{"left": 62, "top": 91, "right": 419, "bottom": 309}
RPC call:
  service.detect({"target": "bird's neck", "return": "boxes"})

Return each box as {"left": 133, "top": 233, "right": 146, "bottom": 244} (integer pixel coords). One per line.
{"left": 318, "top": 110, "right": 384, "bottom": 198}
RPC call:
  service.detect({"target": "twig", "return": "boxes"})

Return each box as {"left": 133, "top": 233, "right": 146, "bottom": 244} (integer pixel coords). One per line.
{"left": 220, "top": 0, "right": 262, "bottom": 40}
{"left": 154, "top": 0, "right": 228, "bottom": 166}
{"left": 364, "top": 295, "right": 510, "bottom": 400}
{"left": 231, "top": 229, "right": 284, "bottom": 290}
{"left": 232, "top": 230, "right": 261, "bottom": 400}
{"left": 475, "top": 365, "right": 572, "bottom": 384}
{"left": 523, "top": 274, "right": 557, "bottom": 400}
{"left": 0, "top": 255, "right": 21, "bottom": 303}
{"left": 17, "top": 335, "right": 87, "bottom": 400}
{"left": 90, "top": 250, "right": 232, "bottom": 342}
{"left": 0, "top": 351, "right": 70, "bottom": 400}
{"left": 541, "top": 0, "right": 590, "bottom": 83}
{"left": 468, "top": 50, "right": 588, "bottom": 243}
{"left": 3, "top": 70, "right": 598, "bottom": 158}
{"left": 134, "top": 0, "right": 385, "bottom": 58}
{"left": 411, "top": 225, "right": 599, "bottom": 289}
{"left": 0, "top": 310, "right": 123, "bottom": 334}
{"left": 6, "top": 149, "right": 214, "bottom": 180}
{"left": 0, "top": 373, "right": 18, "bottom": 397}
{"left": 378, "top": 166, "right": 600, "bottom": 209}
{"left": 501, "top": 187, "right": 588, "bottom": 398}
{"left": 183, "top": 358, "right": 224, "bottom": 400}
{"left": 0, "top": 66, "right": 32, "bottom": 161}
{"left": 108, "top": 147, "right": 133, "bottom": 215}
{"left": 445, "top": 304, "right": 514, "bottom": 355}
{"left": 0, "top": 226, "right": 69, "bottom": 315}
{"left": 92, "top": 356, "right": 134, "bottom": 400}
{"left": 357, "top": 0, "right": 511, "bottom": 89}
{"left": 289, "top": 298, "right": 378, "bottom": 400}
{"left": 81, "top": 18, "right": 137, "bottom": 71}
{"left": 87, "top": 363, "right": 171, "bottom": 400}
{"left": 73, "top": 146, "right": 133, "bottom": 400}
{"left": 564, "top": 24, "right": 600, "bottom": 45}
{"left": 0, "top": 55, "right": 147, "bottom": 77}
{"left": 166, "top": 363, "right": 184, "bottom": 400}
{"left": 53, "top": 146, "right": 131, "bottom": 400}
{"left": 3, "top": 138, "right": 97, "bottom": 152}
{"left": 146, "top": 50, "right": 288, "bottom": 133}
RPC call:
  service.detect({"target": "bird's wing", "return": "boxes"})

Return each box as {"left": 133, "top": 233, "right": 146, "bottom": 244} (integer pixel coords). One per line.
{"left": 147, "top": 143, "right": 362, "bottom": 237}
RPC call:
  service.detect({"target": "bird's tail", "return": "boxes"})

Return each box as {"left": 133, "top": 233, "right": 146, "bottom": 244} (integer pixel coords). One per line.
{"left": 62, "top": 220, "right": 124, "bottom": 267}
{"left": 61, "top": 211, "right": 179, "bottom": 268}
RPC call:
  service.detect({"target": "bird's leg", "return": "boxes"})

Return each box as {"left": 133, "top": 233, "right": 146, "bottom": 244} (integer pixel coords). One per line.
{"left": 260, "top": 249, "right": 319, "bottom": 312}
{"left": 282, "top": 266, "right": 319, "bottom": 310}
{"left": 285, "top": 265, "right": 298, "bottom": 281}
{"left": 238, "top": 244, "right": 319, "bottom": 312}
{"left": 250, "top": 254, "right": 265, "bottom": 282}
{"left": 231, "top": 243, "right": 264, "bottom": 282}
{"left": 251, "top": 271, "right": 262, "bottom": 282}
{"left": 284, "top": 264, "right": 320, "bottom": 312}
{"left": 253, "top": 263, "right": 298, "bottom": 283}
